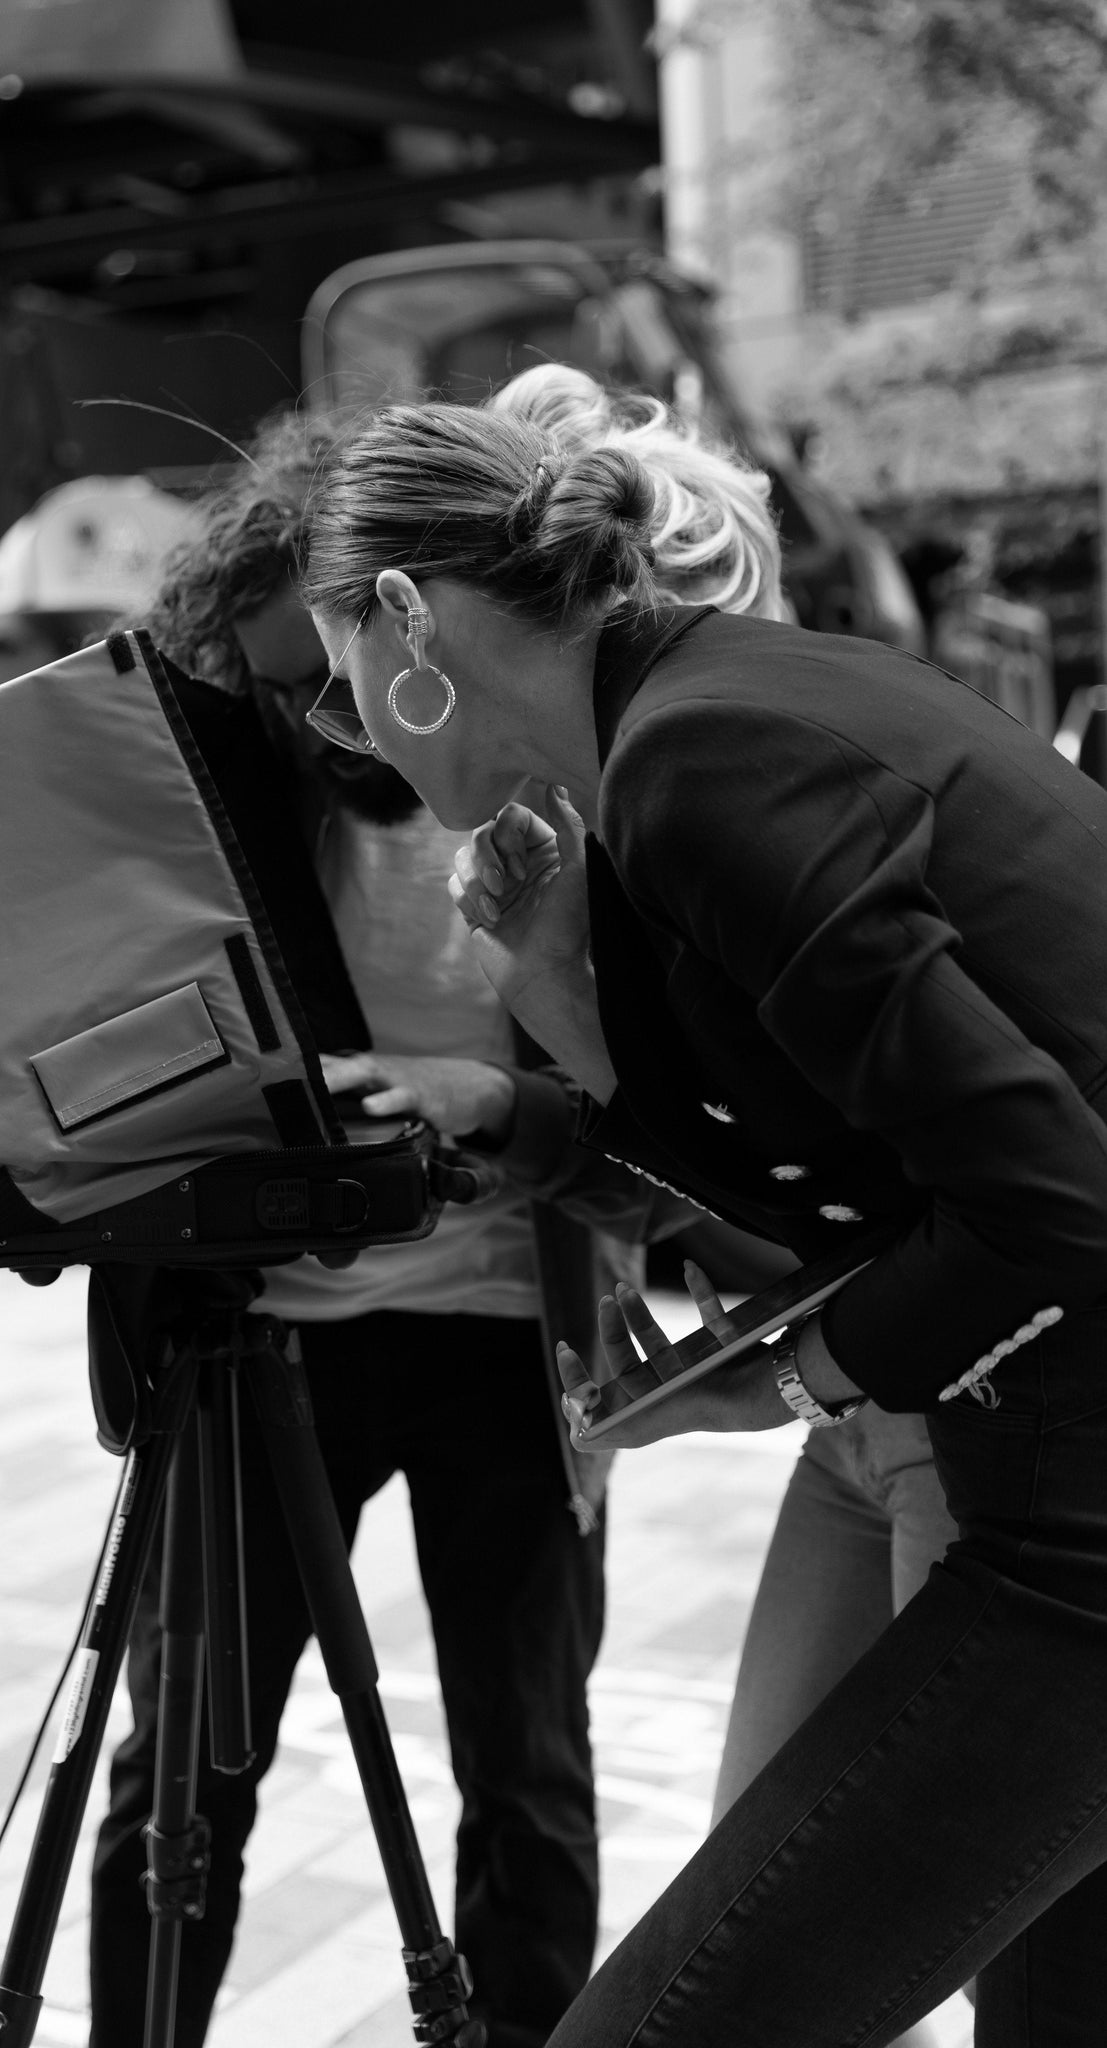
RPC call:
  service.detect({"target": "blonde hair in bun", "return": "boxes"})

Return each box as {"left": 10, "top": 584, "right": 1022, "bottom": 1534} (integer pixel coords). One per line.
{"left": 488, "top": 363, "right": 783, "bottom": 622}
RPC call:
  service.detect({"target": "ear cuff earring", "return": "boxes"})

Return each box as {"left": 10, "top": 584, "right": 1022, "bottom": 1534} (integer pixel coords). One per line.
{"left": 387, "top": 601, "right": 456, "bottom": 736}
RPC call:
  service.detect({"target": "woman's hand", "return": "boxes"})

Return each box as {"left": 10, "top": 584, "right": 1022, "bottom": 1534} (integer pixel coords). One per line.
{"left": 458, "top": 790, "right": 563, "bottom": 921}
{"left": 448, "top": 786, "right": 591, "bottom": 1009}
{"left": 320, "top": 1050, "right": 516, "bottom": 1144}
{"left": 557, "top": 1260, "right": 794, "bottom": 1451}
{"left": 449, "top": 786, "right": 617, "bottom": 1103}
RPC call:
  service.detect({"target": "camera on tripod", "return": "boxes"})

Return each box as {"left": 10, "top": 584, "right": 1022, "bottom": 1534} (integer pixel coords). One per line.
{"left": 0, "top": 626, "right": 491, "bottom": 1281}
{"left": 0, "top": 628, "right": 488, "bottom": 2048}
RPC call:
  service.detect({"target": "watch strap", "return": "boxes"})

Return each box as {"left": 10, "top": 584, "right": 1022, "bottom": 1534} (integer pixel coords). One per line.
{"left": 772, "top": 1324, "right": 869, "bottom": 1428}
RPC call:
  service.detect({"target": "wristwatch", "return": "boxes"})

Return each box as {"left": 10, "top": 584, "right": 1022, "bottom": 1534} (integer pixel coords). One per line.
{"left": 772, "top": 1322, "right": 869, "bottom": 1428}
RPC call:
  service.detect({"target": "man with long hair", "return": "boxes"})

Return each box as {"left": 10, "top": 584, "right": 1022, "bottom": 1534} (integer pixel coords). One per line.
{"left": 88, "top": 410, "right": 681, "bottom": 2048}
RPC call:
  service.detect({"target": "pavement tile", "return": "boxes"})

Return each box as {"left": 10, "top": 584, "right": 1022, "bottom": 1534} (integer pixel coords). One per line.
{"left": 0, "top": 1270, "right": 973, "bottom": 2048}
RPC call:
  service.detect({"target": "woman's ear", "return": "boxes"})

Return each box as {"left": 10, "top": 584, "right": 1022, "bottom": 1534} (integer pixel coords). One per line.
{"left": 376, "top": 567, "right": 421, "bottom": 617}
{"left": 376, "top": 569, "right": 435, "bottom": 656}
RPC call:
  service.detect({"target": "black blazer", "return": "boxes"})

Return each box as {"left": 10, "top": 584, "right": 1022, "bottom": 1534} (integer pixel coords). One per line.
{"left": 579, "top": 606, "right": 1107, "bottom": 1410}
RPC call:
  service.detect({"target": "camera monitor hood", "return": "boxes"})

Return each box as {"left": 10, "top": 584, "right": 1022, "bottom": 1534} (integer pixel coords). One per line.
{"left": 0, "top": 630, "right": 442, "bottom": 1270}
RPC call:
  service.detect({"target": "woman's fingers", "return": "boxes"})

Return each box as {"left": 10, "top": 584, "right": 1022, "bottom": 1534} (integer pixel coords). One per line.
{"left": 452, "top": 813, "right": 559, "bottom": 930}
{"left": 684, "top": 1259, "right": 735, "bottom": 1338}
{"left": 468, "top": 818, "right": 510, "bottom": 895}
{"left": 555, "top": 1341, "right": 602, "bottom": 1448}
{"left": 452, "top": 841, "right": 505, "bottom": 926}
{"left": 452, "top": 795, "right": 579, "bottom": 930}
{"left": 448, "top": 863, "right": 485, "bottom": 930}
{"left": 473, "top": 803, "right": 557, "bottom": 888}
{"left": 555, "top": 1340, "right": 592, "bottom": 1397}
{"left": 546, "top": 785, "right": 586, "bottom": 860}
{"left": 609, "top": 1283, "right": 675, "bottom": 1359}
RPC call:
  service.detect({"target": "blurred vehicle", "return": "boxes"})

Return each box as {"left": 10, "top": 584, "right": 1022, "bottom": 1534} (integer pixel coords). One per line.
{"left": 303, "top": 239, "right": 925, "bottom": 652}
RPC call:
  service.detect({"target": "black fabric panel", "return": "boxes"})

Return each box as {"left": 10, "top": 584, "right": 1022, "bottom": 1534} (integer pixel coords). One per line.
{"left": 0, "top": 1166, "right": 59, "bottom": 1236}
{"left": 134, "top": 633, "right": 370, "bottom": 1147}
{"left": 224, "top": 933, "right": 281, "bottom": 1053}
{"left": 263, "top": 1080, "right": 327, "bottom": 1148}
{"left": 106, "top": 631, "right": 136, "bottom": 674}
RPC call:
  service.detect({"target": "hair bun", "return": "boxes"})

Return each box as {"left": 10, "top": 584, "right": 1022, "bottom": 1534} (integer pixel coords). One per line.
{"left": 521, "top": 448, "right": 655, "bottom": 614}
{"left": 554, "top": 448, "right": 654, "bottom": 529}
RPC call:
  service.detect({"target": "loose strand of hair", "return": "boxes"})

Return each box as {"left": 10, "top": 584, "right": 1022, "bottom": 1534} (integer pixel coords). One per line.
{"left": 75, "top": 397, "right": 258, "bottom": 468}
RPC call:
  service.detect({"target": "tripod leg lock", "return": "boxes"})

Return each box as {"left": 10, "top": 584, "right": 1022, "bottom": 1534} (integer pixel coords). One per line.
{"left": 0, "top": 1984, "right": 45, "bottom": 2048}
{"left": 141, "top": 1815, "right": 213, "bottom": 1921}
{"left": 402, "top": 1943, "right": 485, "bottom": 2046}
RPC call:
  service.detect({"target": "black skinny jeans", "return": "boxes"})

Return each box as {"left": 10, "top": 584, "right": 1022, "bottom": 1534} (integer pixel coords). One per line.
{"left": 548, "top": 1303, "right": 1107, "bottom": 2048}
{"left": 90, "top": 1309, "right": 605, "bottom": 2048}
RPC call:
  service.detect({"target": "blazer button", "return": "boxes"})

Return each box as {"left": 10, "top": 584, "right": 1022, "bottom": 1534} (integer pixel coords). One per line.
{"left": 819, "top": 1203, "right": 864, "bottom": 1222}
{"left": 703, "top": 1100, "right": 737, "bottom": 1124}
{"left": 769, "top": 1164, "right": 810, "bottom": 1181}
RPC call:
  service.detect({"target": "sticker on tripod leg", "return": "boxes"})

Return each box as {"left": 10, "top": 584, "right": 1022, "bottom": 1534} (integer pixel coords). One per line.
{"left": 94, "top": 1466, "right": 138, "bottom": 1610}
{"left": 52, "top": 1649, "right": 100, "bottom": 1763}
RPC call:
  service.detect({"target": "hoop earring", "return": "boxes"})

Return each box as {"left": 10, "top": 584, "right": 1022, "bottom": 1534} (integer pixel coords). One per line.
{"left": 387, "top": 664, "right": 456, "bottom": 736}
{"left": 386, "top": 599, "right": 456, "bottom": 735}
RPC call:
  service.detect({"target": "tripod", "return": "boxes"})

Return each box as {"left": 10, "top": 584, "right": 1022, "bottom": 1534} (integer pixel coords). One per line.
{"left": 0, "top": 1271, "right": 485, "bottom": 2048}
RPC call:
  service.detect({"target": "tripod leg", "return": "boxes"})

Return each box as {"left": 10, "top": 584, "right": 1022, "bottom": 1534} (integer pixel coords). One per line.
{"left": 196, "top": 1358, "right": 253, "bottom": 1773}
{"left": 141, "top": 1409, "right": 211, "bottom": 2048}
{"left": 245, "top": 1321, "right": 485, "bottom": 2048}
{"left": 143, "top": 1350, "right": 257, "bottom": 2047}
{"left": 0, "top": 1349, "right": 199, "bottom": 2048}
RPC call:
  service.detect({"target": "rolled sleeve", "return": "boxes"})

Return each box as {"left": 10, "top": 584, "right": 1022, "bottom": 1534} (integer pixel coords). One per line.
{"left": 497, "top": 1066, "right": 693, "bottom": 1242}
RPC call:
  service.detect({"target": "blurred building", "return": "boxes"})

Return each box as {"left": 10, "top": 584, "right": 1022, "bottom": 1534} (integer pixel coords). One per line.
{"left": 652, "top": 1, "right": 1106, "bottom": 715}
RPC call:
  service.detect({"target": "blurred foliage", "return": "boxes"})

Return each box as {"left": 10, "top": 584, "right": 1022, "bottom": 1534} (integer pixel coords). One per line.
{"left": 670, "top": 0, "right": 1106, "bottom": 240}
{"left": 811, "top": 0, "right": 1103, "bottom": 138}
{"left": 795, "top": 347, "right": 1103, "bottom": 504}
{"left": 780, "top": 0, "right": 1105, "bottom": 239}
{"left": 720, "top": 0, "right": 1107, "bottom": 506}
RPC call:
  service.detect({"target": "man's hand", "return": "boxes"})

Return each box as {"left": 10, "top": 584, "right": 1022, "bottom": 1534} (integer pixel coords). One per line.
{"left": 321, "top": 1050, "right": 516, "bottom": 1145}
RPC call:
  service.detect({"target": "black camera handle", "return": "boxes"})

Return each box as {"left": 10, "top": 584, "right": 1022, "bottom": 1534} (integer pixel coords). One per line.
{"left": 0, "top": 1303, "right": 485, "bottom": 2048}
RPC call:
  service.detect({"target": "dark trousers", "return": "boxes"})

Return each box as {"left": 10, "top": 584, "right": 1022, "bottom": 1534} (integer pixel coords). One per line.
{"left": 89, "top": 1309, "right": 605, "bottom": 2048}
{"left": 547, "top": 1303, "right": 1107, "bottom": 2048}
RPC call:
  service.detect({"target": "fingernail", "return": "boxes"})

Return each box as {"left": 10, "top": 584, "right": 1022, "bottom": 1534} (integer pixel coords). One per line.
{"left": 509, "top": 854, "right": 527, "bottom": 880}
{"left": 478, "top": 895, "right": 500, "bottom": 922}
{"left": 482, "top": 865, "right": 504, "bottom": 895}
{"left": 556, "top": 1339, "right": 571, "bottom": 1353}
{"left": 553, "top": 784, "right": 569, "bottom": 799}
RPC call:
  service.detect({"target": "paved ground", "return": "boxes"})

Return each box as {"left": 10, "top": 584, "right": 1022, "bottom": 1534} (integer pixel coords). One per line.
{"left": 0, "top": 1267, "right": 973, "bottom": 2046}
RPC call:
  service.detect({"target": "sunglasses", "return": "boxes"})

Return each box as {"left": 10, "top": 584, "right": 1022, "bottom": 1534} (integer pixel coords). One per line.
{"left": 305, "top": 618, "right": 377, "bottom": 756}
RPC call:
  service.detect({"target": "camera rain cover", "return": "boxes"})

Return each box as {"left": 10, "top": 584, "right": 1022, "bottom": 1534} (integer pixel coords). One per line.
{"left": 0, "top": 630, "right": 438, "bottom": 1265}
